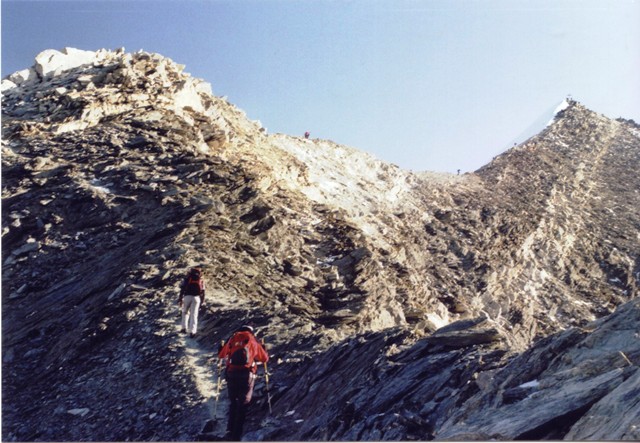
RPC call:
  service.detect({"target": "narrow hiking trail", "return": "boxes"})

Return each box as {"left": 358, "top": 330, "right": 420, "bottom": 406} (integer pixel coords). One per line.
{"left": 156, "top": 299, "right": 230, "bottom": 439}
{"left": 172, "top": 287, "right": 259, "bottom": 439}
{"left": 183, "top": 335, "right": 229, "bottom": 424}
{"left": 160, "top": 283, "right": 271, "bottom": 439}
{"left": 178, "top": 322, "right": 230, "bottom": 438}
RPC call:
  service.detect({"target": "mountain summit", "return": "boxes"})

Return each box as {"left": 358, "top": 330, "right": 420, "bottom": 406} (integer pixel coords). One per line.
{"left": 2, "top": 48, "right": 639, "bottom": 441}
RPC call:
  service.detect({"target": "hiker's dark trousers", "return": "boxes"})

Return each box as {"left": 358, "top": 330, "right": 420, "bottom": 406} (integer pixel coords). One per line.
{"left": 226, "top": 369, "right": 256, "bottom": 441}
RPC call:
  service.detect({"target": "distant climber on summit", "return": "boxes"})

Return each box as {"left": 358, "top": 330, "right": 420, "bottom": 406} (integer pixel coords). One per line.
{"left": 218, "top": 325, "right": 269, "bottom": 441}
{"left": 304, "top": 131, "right": 310, "bottom": 139}
{"left": 178, "top": 267, "right": 206, "bottom": 338}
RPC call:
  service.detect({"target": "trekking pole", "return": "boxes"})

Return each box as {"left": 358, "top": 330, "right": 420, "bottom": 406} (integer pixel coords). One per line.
{"left": 262, "top": 339, "right": 273, "bottom": 415}
{"left": 213, "top": 340, "right": 225, "bottom": 418}
{"left": 264, "top": 361, "right": 273, "bottom": 415}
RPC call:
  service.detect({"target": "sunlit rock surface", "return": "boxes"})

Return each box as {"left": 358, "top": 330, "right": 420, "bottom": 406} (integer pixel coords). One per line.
{"left": 2, "top": 48, "right": 639, "bottom": 441}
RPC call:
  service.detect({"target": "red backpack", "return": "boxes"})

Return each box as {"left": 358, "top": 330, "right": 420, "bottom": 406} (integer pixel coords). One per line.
{"left": 227, "top": 330, "right": 255, "bottom": 370}
{"left": 184, "top": 268, "right": 204, "bottom": 295}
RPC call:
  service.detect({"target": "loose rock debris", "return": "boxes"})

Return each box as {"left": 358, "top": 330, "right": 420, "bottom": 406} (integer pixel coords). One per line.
{"left": 2, "top": 47, "right": 639, "bottom": 441}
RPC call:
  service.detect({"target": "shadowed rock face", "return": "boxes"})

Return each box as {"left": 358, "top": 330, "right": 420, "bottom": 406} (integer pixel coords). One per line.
{"left": 247, "top": 299, "right": 640, "bottom": 441}
{"left": 2, "top": 48, "right": 639, "bottom": 441}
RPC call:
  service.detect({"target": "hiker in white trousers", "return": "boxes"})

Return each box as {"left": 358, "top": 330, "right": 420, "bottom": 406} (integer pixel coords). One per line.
{"left": 182, "top": 295, "right": 201, "bottom": 337}
{"left": 179, "top": 267, "right": 206, "bottom": 338}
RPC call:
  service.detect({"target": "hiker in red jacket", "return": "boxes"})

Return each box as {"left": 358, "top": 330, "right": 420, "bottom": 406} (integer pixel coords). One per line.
{"left": 218, "top": 325, "right": 269, "bottom": 441}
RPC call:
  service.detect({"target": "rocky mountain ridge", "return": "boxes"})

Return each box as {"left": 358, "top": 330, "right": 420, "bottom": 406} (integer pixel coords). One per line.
{"left": 2, "top": 47, "right": 639, "bottom": 441}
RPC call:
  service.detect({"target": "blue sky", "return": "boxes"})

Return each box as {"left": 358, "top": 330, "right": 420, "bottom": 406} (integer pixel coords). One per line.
{"left": 2, "top": 0, "right": 639, "bottom": 173}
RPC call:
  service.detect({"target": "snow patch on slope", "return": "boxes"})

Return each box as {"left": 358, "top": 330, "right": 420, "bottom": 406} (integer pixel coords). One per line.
{"left": 547, "top": 99, "right": 570, "bottom": 126}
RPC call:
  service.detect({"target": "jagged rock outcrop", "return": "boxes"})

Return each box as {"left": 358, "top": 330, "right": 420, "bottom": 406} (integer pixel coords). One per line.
{"left": 2, "top": 48, "right": 639, "bottom": 441}
{"left": 247, "top": 298, "right": 640, "bottom": 441}
{"left": 436, "top": 297, "right": 640, "bottom": 441}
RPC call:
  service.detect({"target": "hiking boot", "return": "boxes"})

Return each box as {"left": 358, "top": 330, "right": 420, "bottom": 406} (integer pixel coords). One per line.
{"left": 180, "top": 328, "right": 186, "bottom": 334}
{"left": 190, "top": 333, "right": 196, "bottom": 338}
